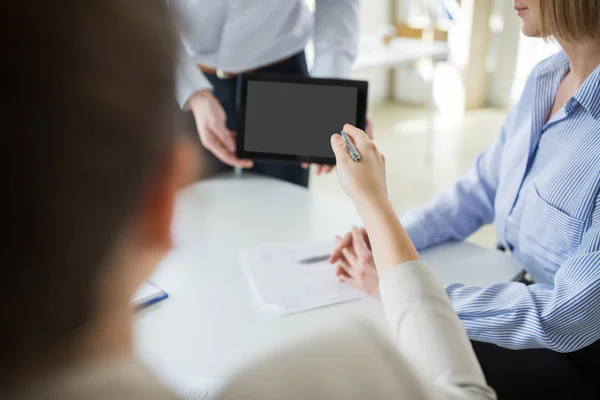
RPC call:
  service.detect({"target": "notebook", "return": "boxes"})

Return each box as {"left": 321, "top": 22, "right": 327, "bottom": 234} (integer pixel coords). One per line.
{"left": 240, "top": 241, "right": 367, "bottom": 316}
{"left": 131, "top": 281, "right": 168, "bottom": 310}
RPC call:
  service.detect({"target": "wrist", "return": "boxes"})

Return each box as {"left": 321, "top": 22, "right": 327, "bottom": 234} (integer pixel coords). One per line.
{"left": 358, "top": 198, "right": 421, "bottom": 276}
{"left": 187, "top": 89, "right": 212, "bottom": 109}
{"left": 355, "top": 193, "right": 392, "bottom": 220}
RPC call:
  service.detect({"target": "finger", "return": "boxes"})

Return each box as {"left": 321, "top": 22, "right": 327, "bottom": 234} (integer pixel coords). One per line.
{"left": 352, "top": 226, "right": 371, "bottom": 259}
{"left": 320, "top": 165, "right": 334, "bottom": 174}
{"left": 337, "top": 260, "right": 359, "bottom": 285}
{"left": 341, "top": 246, "right": 358, "bottom": 267}
{"left": 209, "top": 121, "right": 236, "bottom": 153}
{"left": 215, "top": 125, "right": 236, "bottom": 154}
{"left": 338, "top": 271, "right": 358, "bottom": 287}
{"left": 315, "top": 165, "right": 324, "bottom": 175}
{"left": 335, "top": 265, "right": 350, "bottom": 279}
{"left": 363, "top": 228, "right": 372, "bottom": 250}
{"left": 301, "top": 163, "right": 309, "bottom": 169}
{"left": 342, "top": 124, "right": 371, "bottom": 147}
{"left": 337, "top": 273, "right": 356, "bottom": 286}
{"left": 336, "top": 232, "right": 352, "bottom": 268}
{"left": 331, "top": 133, "right": 351, "bottom": 163}
{"left": 210, "top": 128, "right": 254, "bottom": 168}
{"left": 365, "top": 120, "right": 374, "bottom": 139}
{"left": 204, "top": 133, "right": 253, "bottom": 169}
{"left": 338, "top": 258, "right": 353, "bottom": 277}
{"left": 329, "top": 233, "right": 352, "bottom": 263}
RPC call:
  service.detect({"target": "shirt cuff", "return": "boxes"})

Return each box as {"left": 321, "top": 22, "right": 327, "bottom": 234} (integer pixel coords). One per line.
{"left": 175, "top": 62, "right": 213, "bottom": 109}
{"left": 311, "top": 52, "right": 354, "bottom": 79}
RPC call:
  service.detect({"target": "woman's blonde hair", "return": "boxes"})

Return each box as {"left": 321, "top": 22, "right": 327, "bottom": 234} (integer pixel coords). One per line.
{"left": 539, "top": 0, "right": 600, "bottom": 42}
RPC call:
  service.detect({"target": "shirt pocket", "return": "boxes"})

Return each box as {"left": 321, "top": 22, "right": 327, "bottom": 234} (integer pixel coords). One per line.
{"left": 518, "top": 185, "right": 585, "bottom": 274}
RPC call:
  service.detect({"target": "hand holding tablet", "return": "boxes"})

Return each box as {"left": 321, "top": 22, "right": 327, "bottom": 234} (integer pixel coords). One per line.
{"left": 236, "top": 75, "right": 368, "bottom": 166}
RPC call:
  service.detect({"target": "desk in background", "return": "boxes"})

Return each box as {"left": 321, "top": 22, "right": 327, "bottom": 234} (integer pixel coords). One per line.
{"left": 135, "top": 174, "right": 522, "bottom": 385}
{"left": 354, "top": 36, "right": 449, "bottom": 160}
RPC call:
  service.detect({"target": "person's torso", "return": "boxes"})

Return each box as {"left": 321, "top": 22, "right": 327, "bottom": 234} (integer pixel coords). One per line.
{"left": 168, "top": 0, "right": 313, "bottom": 72}
{"left": 494, "top": 51, "right": 600, "bottom": 285}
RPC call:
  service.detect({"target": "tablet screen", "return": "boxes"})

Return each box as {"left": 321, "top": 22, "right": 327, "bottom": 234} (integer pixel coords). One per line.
{"left": 243, "top": 81, "right": 359, "bottom": 159}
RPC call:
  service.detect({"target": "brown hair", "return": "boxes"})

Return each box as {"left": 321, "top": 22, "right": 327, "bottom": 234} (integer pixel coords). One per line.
{"left": 539, "top": 0, "right": 600, "bottom": 42}
{"left": 1, "top": 0, "right": 176, "bottom": 388}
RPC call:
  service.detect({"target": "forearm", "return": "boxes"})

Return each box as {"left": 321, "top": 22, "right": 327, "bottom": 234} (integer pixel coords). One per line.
{"left": 175, "top": 46, "right": 212, "bottom": 109}
{"left": 362, "top": 196, "right": 494, "bottom": 397}
{"left": 168, "top": 5, "right": 212, "bottom": 108}
{"left": 312, "top": 0, "right": 359, "bottom": 79}
{"left": 400, "top": 124, "right": 509, "bottom": 251}
{"left": 446, "top": 272, "right": 600, "bottom": 353}
{"left": 357, "top": 197, "right": 419, "bottom": 277}
{"left": 405, "top": 174, "right": 499, "bottom": 251}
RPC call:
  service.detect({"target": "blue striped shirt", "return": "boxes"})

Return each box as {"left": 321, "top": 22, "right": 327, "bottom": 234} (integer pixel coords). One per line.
{"left": 402, "top": 50, "right": 600, "bottom": 352}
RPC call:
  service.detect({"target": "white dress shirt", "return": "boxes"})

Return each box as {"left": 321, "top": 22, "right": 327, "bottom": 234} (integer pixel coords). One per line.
{"left": 19, "top": 261, "right": 496, "bottom": 399}
{"left": 167, "top": 0, "right": 360, "bottom": 107}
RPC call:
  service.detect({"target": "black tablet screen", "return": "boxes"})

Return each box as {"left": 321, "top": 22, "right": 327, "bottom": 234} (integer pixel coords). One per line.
{"left": 243, "top": 81, "right": 358, "bottom": 158}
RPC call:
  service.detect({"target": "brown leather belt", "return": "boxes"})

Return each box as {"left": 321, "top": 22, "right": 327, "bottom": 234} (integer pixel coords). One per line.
{"left": 198, "top": 56, "right": 290, "bottom": 79}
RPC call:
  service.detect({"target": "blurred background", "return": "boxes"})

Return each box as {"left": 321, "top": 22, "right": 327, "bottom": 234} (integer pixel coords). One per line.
{"left": 307, "top": 0, "right": 560, "bottom": 248}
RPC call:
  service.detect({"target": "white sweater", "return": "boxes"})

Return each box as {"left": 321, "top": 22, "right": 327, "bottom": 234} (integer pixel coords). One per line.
{"left": 16, "top": 261, "right": 496, "bottom": 399}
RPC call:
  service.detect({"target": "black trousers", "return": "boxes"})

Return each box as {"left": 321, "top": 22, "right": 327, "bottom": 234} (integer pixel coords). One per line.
{"left": 183, "top": 52, "right": 310, "bottom": 187}
{"left": 472, "top": 340, "right": 600, "bottom": 399}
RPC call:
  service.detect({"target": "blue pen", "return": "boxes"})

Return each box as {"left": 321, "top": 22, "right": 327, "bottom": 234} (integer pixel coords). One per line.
{"left": 135, "top": 292, "right": 168, "bottom": 311}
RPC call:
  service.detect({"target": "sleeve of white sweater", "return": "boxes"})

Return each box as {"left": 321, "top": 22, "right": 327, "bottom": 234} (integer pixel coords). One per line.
{"left": 379, "top": 261, "right": 495, "bottom": 399}
{"left": 218, "top": 261, "right": 496, "bottom": 400}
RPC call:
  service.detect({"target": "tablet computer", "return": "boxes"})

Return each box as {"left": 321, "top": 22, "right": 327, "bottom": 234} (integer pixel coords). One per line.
{"left": 236, "top": 74, "right": 368, "bottom": 165}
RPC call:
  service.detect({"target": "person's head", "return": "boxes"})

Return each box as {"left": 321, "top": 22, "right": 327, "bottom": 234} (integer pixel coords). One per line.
{"left": 514, "top": 0, "right": 600, "bottom": 43}
{"left": 1, "top": 0, "right": 192, "bottom": 389}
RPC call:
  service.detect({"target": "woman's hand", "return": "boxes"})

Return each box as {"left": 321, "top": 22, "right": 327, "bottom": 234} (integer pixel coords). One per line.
{"left": 335, "top": 227, "right": 380, "bottom": 298}
{"left": 331, "top": 124, "right": 420, "bottom": 278}
{"left": 302, "top": 120, "right": 374, "bottom": 176}
{"left": 329, "top": 226, "right": 369, "bottom": 264}
{"left": 330, "top": 124, "right": 387, "bottom": 210}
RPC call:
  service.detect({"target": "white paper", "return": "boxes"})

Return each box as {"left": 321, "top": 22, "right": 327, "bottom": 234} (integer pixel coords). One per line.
{"left": 141, "top": 361, "right": 225, "bottom": 400}
{"left": 176, "top": 377, "right": 225, "bottom": 399}
{"left": 240, "top": 241, "right": 368, "bottom": 316}
{"left": 131, "top": 281, "right": 164, "bottom": 308}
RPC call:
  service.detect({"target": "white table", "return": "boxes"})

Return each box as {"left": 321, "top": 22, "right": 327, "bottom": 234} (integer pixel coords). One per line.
{"left": 354, "top": 37, "right": 450, "bottom": 161}
{"left": 354, "top": 36, "right": 449, "bottom": 72}
{"left": 135, "top": 174, "right": 522, "bottom": 385}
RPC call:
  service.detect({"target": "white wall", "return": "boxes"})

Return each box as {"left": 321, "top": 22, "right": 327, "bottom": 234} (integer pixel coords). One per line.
{"left": 393, "top": 0, "right": 429, "bottom": 104}
{"left": 486, "top": 0, "right": 561, "bottom": 106}
{"left": 306, "top": 0, "right": 392, "bottom": 105}
{"left": 486, "top": 0, "right": 521, "bottom": 107}
{"left": 352, "top": 0, "right": 393, "bottom": 105}
{"left": 358, "top": 0, "right": 391, "bottom": 32}
{"left": 353, "top": 0, "right": 560, "bottom": 108}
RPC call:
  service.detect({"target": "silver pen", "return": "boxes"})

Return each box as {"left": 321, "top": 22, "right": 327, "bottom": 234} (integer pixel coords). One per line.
{"left": 340, "top": 130, "right": 361, "bottom": 162}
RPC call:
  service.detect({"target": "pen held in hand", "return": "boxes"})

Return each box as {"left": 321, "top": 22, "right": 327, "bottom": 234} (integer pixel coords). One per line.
{"left": 340, "top": 130, "right": 361, "bottom": 163}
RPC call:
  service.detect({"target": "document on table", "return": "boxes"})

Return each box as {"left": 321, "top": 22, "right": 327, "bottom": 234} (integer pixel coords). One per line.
{"left": 240, "top": 241, "right": 368, "bottom": 316}
{"left": 142, "top": 359, "right": 226, "bottom": 400}
{"left": 174, "top": 377, "right": 225, "bottom": 400}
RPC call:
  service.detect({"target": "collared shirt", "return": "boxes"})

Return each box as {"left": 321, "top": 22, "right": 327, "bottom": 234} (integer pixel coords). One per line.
{"left": 402, "top": 50, "right": 600, "bottom": 352}
{"left": 167, "top": 0, "right": 359, "bottom": 107}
